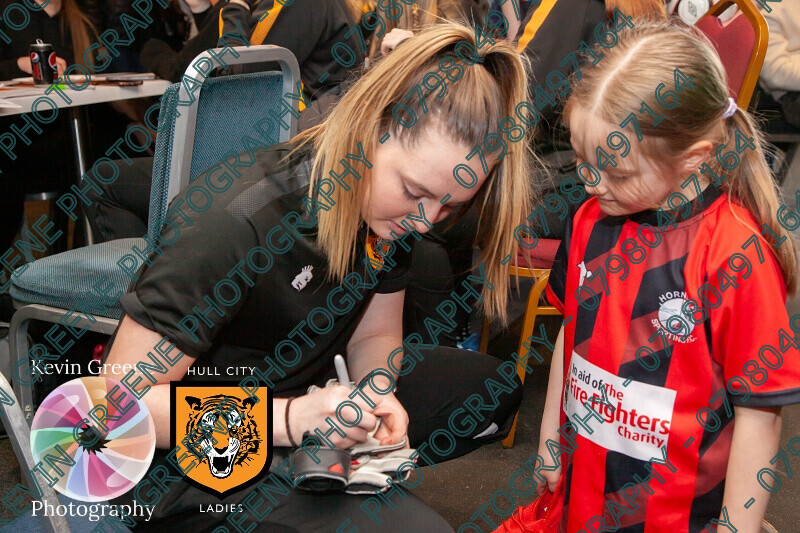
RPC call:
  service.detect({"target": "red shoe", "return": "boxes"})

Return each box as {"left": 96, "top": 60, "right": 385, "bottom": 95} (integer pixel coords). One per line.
{"left": 493, "top": 480, "right": 563, "bottom": 533}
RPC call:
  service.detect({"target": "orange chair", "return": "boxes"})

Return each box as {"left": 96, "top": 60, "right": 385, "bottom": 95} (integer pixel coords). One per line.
{"left": 481, "top": 239, "right": 561, "bottom": 448}
{"left": 694, "top": 0, "right": 769, "bottom": 108}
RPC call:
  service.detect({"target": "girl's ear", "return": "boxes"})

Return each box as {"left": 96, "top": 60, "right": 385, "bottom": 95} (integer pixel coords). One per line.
{"left": 680, "top": 140, "right": 714, "bottom": 175}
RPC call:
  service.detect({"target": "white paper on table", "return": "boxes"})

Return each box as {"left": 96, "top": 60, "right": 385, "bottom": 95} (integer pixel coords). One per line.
{"left": 0, "top": 98, "right": 22, "bottom": 109}
{"left": 0, "top": 86, "right": 95, "bottom": 99}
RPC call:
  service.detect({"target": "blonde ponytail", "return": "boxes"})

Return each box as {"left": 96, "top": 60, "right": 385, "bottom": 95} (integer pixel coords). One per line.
{"left": 720, "top": 109, "right": 798, "bottom": 294}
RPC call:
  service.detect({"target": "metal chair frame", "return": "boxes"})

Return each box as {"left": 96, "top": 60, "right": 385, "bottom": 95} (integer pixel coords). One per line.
{"left": 0, "top": 371, "right": 69, "bottom": 532}
{"left": 697, "top": 0, "right": 769, "bottom": 108}
{"left": 480, "top": 268, "right": 560, "bottom": 448}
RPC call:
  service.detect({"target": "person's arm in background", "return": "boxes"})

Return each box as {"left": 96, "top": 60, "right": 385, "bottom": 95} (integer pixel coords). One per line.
{"left": 248, "top": 0, "right": 363, "bottom": 99}
{"left": 760, "top": 2, "right": 800, "bottom": 98}
{"left": 0, "top": 0, "right": 33, "bottom": 78}
{"left": 139, "top": 1, "right": 251, "bottom": 82}
{"left": 515, "top": 0, "right": 606, "bottom": 128}
{"left": 0, "top": 46, "right": 29, "bottom": 81}
{"left": 500, "top": 0, "right": 522, "bottom": 42}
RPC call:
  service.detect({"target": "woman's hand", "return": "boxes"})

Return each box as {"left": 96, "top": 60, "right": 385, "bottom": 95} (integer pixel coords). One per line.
{"left": 290, "top": 385, "right": 380, "bottom": 449}
{"left": 54, "top": 56, "right": 67, "bottom": 77}
{"left": 370, "top": 390, "right": 409, "bottom": 447}
{"left": 380, "top": 29, "right": 414, "bottom": 56}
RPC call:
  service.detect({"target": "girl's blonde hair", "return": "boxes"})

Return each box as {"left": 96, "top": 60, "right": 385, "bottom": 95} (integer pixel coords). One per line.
{"left": 564, "top": 21, "right": 798, "bottom": 294}
{"left": 295, "top": 22, "right": 533, "bottom": 322}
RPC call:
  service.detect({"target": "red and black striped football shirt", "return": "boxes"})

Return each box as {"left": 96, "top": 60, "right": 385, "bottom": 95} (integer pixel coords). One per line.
{"left": 546, "top": 186, "right": 800, "bottom": 532}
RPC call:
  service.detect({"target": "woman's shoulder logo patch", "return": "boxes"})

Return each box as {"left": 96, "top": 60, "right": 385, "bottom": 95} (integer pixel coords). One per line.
{"left": 291, "top": 265, "right": 314, "bottom": 291}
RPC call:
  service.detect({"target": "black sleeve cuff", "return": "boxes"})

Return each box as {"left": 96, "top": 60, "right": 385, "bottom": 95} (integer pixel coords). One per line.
{"left": 731, "top": 387, "right": 800, "bottom": 408}
{"left": 120, "top": 292, "right": 206, "bottom": 360}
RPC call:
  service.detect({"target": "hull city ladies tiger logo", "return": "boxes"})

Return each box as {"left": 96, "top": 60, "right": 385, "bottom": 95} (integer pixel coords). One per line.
{"left": 171, "top": 382, "right": 272, "bottom": 497}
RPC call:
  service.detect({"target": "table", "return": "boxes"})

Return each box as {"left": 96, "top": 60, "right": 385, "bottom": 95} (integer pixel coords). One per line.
{"left": 0, "top": 79, "right": 171, "bottom": 243}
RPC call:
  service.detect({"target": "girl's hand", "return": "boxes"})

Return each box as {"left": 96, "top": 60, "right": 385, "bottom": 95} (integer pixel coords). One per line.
{"left": 380, "top": 29, "right": 414, "bottom": 56}
{"left": 290, "top": 385, "right": 380, "bottom": 449}
{"left": 535, "top": 441, "right": 561, "bottom": 494}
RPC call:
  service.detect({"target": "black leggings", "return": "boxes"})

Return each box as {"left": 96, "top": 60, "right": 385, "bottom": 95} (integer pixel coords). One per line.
{"left": 83, "top": 156, "right": 153, "bottom": 241}
{"left": 111, "top": 347, "right": 521, "bottom": 532}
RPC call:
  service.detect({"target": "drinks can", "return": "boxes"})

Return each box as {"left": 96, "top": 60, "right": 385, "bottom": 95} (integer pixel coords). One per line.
{"left": 29, "top": 39, "right": 57, "bottom": 86}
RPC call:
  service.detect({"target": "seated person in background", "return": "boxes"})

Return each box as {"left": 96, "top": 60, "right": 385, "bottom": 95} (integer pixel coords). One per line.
{"left": 0, "top": 0, "right": 129, "bottom": 257}
{"left": 101, "top": 23, "right": 532, "bottom": 530}
{"left": 248, "top": 0, "right": 365, "bottom": 104}
{"left": 138, "top": 0, "right": 253, "bottom": 83}
{"left": 515, "top": 0, "right": 666, "bottom": 131}
{"left": 77, "top": 0, "right": 191, "bottom": 71}
{"left": 84, "top": 0, "right": 363, "bottom": 242}
{"left": 759, "top": 0, "right": 800, "bottom": 128}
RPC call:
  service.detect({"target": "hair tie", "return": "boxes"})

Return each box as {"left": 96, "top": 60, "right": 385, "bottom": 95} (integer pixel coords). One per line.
{"left": 475, "top": 55, "right": 485, "bottom": 65}
{"left": 722, "top": 97, "right": 738, "bottom": 119}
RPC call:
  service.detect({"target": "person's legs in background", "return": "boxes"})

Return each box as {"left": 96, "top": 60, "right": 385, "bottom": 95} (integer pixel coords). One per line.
{"left": 779, "top": 91, "right": 800, "bottom": 129}
{"left": 402, "top": 204, "right": 481, "bottom": 348}
{"left": 83, "top": 156, "right": 153, "bottom": 242}
{"left": 403, "top": 236, "right": 475, "bottom": 348}
{"left": 396, "top": 345, "right": 523, "bottom": 464}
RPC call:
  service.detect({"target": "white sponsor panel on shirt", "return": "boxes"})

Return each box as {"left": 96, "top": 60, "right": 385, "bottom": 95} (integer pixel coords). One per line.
{"left": 563, "top": 352, "right": 677, "bottom": 462}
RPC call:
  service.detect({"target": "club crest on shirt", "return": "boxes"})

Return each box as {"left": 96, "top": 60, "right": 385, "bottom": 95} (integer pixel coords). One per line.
{"left": 291, "top": 265, "right": 313, "bottom": 291}
{"left": 652, "top": 291, "right": 697, "bottom": 344}
{"left": 171, "top": 383, "right": 272, "bottom": 498}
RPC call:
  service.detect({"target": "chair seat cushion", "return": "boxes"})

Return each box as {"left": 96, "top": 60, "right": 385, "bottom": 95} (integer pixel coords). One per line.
{"left": 9, "top": 238, "right": 144, "bottom": 320}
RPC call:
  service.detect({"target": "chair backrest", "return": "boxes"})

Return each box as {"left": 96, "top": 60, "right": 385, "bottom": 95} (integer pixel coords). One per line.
{"left": 146, "top": 45, "right": 301, "bottom": 241}
{"left": 695, "top": 0, "right": 768, "bottom": 108}
{"left": 146, "top": 84, "right": 180, "bottom": 242}
{"left": 168, "top": 45, "right": 301, "bottom": 202}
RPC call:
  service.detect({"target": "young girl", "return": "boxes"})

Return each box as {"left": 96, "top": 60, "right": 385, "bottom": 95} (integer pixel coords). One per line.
{"left": 505, "top": 21, "right": 800, "bottom": 532}
{"left": 100, "top": 22, "right": 533, "bottom": 530}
